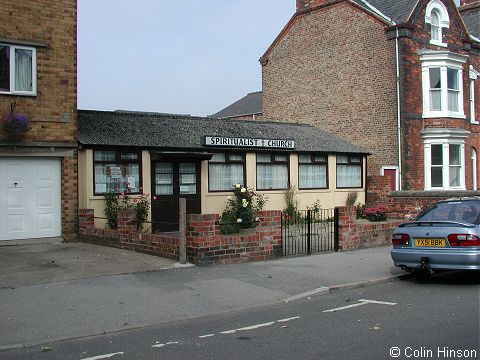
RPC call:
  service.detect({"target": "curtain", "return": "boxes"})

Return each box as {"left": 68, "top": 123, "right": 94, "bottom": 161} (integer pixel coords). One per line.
{"left": 337, "top": 165, "right": 361, "bottom": 188}
{"left": 15, "top": 49, "right": 32, "bottom": 92}
{"left": 209, "top": 163, "right": 243, "bottom": 191}
{"left": 299, "top": 164, "right": 326, "bottom": 188}
{"left": 257, "top": 164, "right": 288, "bottom": 189}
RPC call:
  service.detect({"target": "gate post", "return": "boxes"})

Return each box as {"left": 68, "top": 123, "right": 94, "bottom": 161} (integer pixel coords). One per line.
{"left": 307, "top": 209, "right": 311, "bottom": 255}
{"left": 179, "top": 198, "right": 187, "bottom": 264}
{"left": 334, "top": 207, "right": 340, "bottom": 252}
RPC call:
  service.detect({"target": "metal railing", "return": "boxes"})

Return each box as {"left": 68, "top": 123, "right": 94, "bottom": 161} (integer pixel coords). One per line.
{"left": 281, "top": 208, "right": 338, "bottom": 256}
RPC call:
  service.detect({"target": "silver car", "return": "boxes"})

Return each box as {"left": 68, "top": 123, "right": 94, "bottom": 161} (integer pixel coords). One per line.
{"left": 391, "top": 197, "right": 480, "bottom": 273}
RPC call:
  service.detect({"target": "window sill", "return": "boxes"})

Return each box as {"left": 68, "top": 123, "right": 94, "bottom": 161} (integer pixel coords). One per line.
{"left": 429, "top": 40, "right": 447, "bottom": 48}
{"left": 423, "top": 112, "right": 466, "bottom": 119}
{"left": 470, "top": 121, "right": 479, "bottom": 125}
{"left": 424, "top": 187, "right": 466, "bottom": 191}
{"left": 0, "top": 91, "right": 37, "bottom": 97}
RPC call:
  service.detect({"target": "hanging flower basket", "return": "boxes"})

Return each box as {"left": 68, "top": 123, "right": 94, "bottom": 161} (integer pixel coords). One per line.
{"left": 2, "top": 113, "right": 31, "bottom": 141}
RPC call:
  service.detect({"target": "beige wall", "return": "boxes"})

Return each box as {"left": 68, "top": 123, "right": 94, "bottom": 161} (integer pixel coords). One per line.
{"left": 79, "top": 150, "right": 366, "bottom": 228}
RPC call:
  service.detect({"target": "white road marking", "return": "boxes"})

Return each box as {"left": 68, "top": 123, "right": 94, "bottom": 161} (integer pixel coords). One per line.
{"left": 277, "top": 316, "right": 300, "bottom": 323}
{"left": 198, "top": 334, "right": 215, "bottom": 338}
{"left": 323, "top": 299, "right": 397, "bottom": 313}
{"left": 220, "top": 330, "right": 237, "bottom": 334}
{"left": 236, "top": 322, "right": 275, "bottom": 331}
{"left": 152, "top": 341, "right": 180, "bottom": 348}
{"left": 81, "top": 353, "right": 124, "bottom": 360}
{"left": 283, "top": 287, "right": 329, "bottom": 303}
{"left": 358, "top": 299, "right": 397, "bottom": 306}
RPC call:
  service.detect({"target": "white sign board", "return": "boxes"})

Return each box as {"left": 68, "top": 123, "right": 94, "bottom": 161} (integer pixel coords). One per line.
{"left": 204, "top": 136, "right": 295, "bottom": 149}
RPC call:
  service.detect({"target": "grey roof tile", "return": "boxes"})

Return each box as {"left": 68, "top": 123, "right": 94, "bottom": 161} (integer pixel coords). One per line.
{"left": 78, "top": 110, "right": 368, "bottom": 154}
{"left": 352, "top": 0, "right": 418, "bottom": 24}
{"left": 211, "top": 91, "right": 262, "bottom": 119}
{"left": 460, "top": 6, "right": 480, "bottom": 39}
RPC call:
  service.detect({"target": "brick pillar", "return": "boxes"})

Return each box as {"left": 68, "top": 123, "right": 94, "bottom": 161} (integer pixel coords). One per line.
{"left": 117, "top": 211, "right": 137, "bottom": 242}
{"left": 336, "top": 206, "right": 359, "bottom": 251}
{"left": 78, "top": 209, "right": 94, "bottom": 234}
{"left": 186, "top": 214, "right": 220, "bottom": 263}
{"left": 256, "top": 210, "right": 282, "bottom": 256}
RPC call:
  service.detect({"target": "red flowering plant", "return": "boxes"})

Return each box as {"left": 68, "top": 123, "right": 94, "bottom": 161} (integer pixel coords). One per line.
{"left": 2, "top": 113, "right": 31, "bottom": 140}
{"left": 363, "top": 205, "right": 388, "bottom": 222}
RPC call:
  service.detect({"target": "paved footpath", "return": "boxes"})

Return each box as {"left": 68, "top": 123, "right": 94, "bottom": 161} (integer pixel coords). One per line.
{"left": 0, "top": 244, "right": 402, "bottom": 350}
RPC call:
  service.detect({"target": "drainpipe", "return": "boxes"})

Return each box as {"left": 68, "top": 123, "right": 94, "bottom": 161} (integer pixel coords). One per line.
{"left": 395, "top": 27, "right": 403, "bottom": 191}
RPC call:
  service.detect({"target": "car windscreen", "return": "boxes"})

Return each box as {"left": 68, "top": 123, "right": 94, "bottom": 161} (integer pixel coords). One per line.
{"left": 416, "top": 200, "right": 480, "bottom": 224}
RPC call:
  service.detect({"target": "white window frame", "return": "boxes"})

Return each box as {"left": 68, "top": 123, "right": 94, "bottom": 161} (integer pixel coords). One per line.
{"left": 425, "top": 0, "right": 449, "bottom": 47}
{"left": 469, "top": 65, "right": 479, "bottom": 124}
{"left": 420, "top": 50, "right": 467, "bottom": 119}
{"left": 0, "top": 43, "right": 37, "bottom": 96}
{"left": 422, "top": 129, "right": 470, "bottom": 191}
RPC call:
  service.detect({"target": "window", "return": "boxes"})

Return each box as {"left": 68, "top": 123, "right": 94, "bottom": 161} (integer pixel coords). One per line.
{"left": 93, "top": 150, "right": 141, "bottom": 195}
{"left": 298, "top": 154, "right": 328, "bottom": 189}
{"left": 420, "top": 50, "right": 467, "bottom": 118}
{"left": 256, "top": 153, "right": 289, "bottom": 190}
{"left": 470, "top": 65, "right": 479, "bottom": 124}
{"left": 336, "top": 155, "right": 362, "bottom": 188}
{"left": 0, "top": 43, "right": 36, "bottom": 95}
{"left": 430, "top": 10, "right": 441, "bottom": 42}
{"left": 208, "top": 153, "right": 244, "bottom": 191}
{"left": 422, "top": 129, "right": 469, "bottom": 190}
{"left": 425, "top": 0, "right": 449, "bottom": 47}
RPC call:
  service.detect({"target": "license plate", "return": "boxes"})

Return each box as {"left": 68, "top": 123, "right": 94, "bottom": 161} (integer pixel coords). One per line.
{"left": 415, "top": 238, "right": 445, "bottom": 247}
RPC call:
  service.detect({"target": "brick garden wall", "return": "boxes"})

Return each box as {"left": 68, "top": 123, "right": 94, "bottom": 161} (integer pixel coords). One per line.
{"left": 78, "top": 210, "right": 180, "bottom": 260}
{"left": 187, "top": 211, "right": 282, "bottom": 265}
{"left": 337, "top": 206, "right": 403, "bottom": 251}
{"left": 78, "top": 209, "right": 282, "bottom": 265}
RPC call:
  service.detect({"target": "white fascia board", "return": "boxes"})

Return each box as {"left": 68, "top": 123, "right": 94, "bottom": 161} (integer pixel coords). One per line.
{"left": 354, "top": 0, "right": 394, "bottom": 25}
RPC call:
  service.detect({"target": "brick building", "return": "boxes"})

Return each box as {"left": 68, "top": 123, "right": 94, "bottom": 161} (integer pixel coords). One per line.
{"left": 0, "top": 0, "right": 77, "bottom": 241}
{"left": 224, "top": 0, "right": 480, "bottom": 193}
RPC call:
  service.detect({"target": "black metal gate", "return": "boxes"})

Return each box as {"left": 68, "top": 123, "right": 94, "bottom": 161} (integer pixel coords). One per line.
{"left": 281, "top": 208, "right": 339, "bottom": 256}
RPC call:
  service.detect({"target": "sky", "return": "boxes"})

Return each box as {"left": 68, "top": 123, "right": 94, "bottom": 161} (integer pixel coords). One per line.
{"left": 77, "top": 0, "right": 294, "bottom": 117}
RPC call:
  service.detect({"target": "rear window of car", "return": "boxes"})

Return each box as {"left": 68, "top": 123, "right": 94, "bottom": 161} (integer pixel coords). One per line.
{"left": 416, "top": 200, "right": 480, "bottom": 224}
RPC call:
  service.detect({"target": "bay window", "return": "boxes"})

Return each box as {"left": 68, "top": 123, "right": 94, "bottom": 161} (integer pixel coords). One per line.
{"left": 94, "top": 150, "right": 141, "bottom": 195}
{"left": 422, "top": 129, "right": 469, "bottom": 190}
{"left": 298, "top": 154, "right": 328, "bottom": 189}
{"left": 336, "top": 155, "right": 362, "bottom": 188}
{"left": 420, "top": 50, "right": 467, "bottom": 118}
{"left": 256, "top": 153, "right": 289, "bottom": 190}
{"left": 208, "top": 153, "right": 244, "bottom": 191}
{"left": 0, "top": 43, "right": 36, "bottom": 95}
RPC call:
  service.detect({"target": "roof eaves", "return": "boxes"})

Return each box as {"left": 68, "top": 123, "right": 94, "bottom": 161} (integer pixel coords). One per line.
{"left": 351, "top": 0, "right": 395, "bottom": 25}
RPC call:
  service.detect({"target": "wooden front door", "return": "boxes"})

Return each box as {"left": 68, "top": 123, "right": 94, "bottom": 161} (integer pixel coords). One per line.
{"left": 384, "top": 169, "right": 397, "bottom": 191}
{"left": 151, "top": 161, "right": 201, "bottom": 232}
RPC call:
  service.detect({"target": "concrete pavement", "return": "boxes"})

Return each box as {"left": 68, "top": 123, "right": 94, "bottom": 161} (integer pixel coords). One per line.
{"left": 0, "top": 241, "right": 403, "bottom": 350}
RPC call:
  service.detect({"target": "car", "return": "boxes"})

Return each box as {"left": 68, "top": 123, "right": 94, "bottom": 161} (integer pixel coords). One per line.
{"left": 391, "top": 197, "right": 480, "bottom": 274}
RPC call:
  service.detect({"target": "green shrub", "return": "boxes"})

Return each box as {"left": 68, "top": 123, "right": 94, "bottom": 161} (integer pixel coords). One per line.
{"left": 346, "top": 191, "right": 358, "bottom": 206}
{"left": 220, "top": 184, "right": 268, "bottom": 234}
{"left": 104, "top": 190, "right": 150, "bottom": 230}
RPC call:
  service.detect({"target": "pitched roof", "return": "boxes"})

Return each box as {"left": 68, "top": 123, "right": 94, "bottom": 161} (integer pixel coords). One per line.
{"left": 211, "top": 91, "right": 262, "bottom": 119}
{"left": 459, "top": 5, "right": 480, "bottom": 39}
{"left": 78, "top": 110, "right": 368, "bottom": 154}
{"left": 352, "top": 0, "right": 417, "bottom": 24}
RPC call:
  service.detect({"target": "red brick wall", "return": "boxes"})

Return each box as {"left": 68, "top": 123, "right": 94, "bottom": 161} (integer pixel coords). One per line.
{"left": 78, "top": 210, "right": 180, "bottom": 260}
{"left": 337, "top": 206, "right": 403, "bottom": 250}
{"left": 399, "top": 0, "right": 480, "bottom": 190}
{"left": 366, "top": 175, "right": 391, "bottom": 205}
{"left": 187, "top": 211, "right": 282, "bottom": 265}
{"left": 0, "top": 0, "right": 78, "bottom": 240}
{"left": 78, "top": 210, "right": 282, "bottom": 264}
{"left": 262, "top": 1, "right": 398, "bottom": 175}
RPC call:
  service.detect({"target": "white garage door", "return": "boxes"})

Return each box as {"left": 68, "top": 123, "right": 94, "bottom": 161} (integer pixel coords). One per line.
{"left": 0, "top": 158, "right": 61, "bottom": 241}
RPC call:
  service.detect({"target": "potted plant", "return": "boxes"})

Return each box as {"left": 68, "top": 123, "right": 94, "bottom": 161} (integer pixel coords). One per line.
{"left": 2, "top": 111, "right": 31, "bottom": 141}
